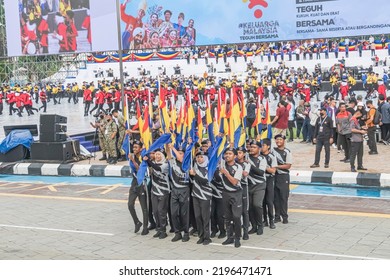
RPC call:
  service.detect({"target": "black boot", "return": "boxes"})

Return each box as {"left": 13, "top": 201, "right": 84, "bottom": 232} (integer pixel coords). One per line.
{"left": 99, "top": 155, "right": 107, "bottom": 161}
{"left": 257, "top": 226, "right": 264, "bottom": 235}
{"left": 248, "top": 226, "right": 257, "bottom": 235}
{"left": 134, "top": 221, "right": 142, "bottom": 233}
{"left": 171, "top": 233, "right": 182, "bottom": 242}
{"left": 269, "top": 220, "right": 276, "bottom": 229}
{"left": 243, "top": 229, "right": 249, "bottom": 240}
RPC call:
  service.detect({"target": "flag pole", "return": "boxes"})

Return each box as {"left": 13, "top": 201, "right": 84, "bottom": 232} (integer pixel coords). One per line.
{"left": 115, "top": 0, "right": 126, "bottom": 114}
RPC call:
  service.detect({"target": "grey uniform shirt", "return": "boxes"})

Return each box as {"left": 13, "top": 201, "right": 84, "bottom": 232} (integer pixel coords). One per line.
{"left": 272, "top": 147, "right": 292, "bottom": 175}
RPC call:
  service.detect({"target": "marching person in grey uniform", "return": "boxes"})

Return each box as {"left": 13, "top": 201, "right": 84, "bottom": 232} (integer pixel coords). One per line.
{"left": 247, "top": 140, "right": 267, "bottom": 235}
{"left": 210, "top": 167, "right": 226, "bottom": 239}
{"left": 261, "top": 138, "right": 278, "bottom": 229}
{"left": 220, "top": 148, "right": 244, "bottom": 248}
{"left": 167, "top": 144, "right": 191, "bottom": 242}
{"left": 272, "top": 134, "right": 293, "bottom": 224}
{"left": 189, "top": 151, "right": 213, "bottom": 245}
{"left": 128, "top": 140, "right": 149, "bottom": 235}
{"left": 236, "top": 146, "right": 251, "bottom": 240}
{"left": 144, "top": 148, "right": 170, "bottom": 239}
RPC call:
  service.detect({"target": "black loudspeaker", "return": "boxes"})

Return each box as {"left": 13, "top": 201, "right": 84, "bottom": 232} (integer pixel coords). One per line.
{"left": 30, "top": 140, "right": 80, "bottom": 162}
{"left": 39, "top": 133, "right": 67, "bottom": 142}
{"left": 0, "top": 145, "right": 29, "bottom": 162}
{"left": 3, "top": 125, "right": 39, "bottom": 137}
{"left": 40, "top": 114, "right": 67, "bottom": 124}
{"left": 40, "top": 114, "right": 67, "bottom": 143}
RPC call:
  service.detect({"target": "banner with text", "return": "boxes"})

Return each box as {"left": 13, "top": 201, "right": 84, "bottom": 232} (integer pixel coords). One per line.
{"left": 4, "top": 0, "right": 390, "bottom": 57}
{"left": 119, "top": 0, "right": 390, "bottom": 50}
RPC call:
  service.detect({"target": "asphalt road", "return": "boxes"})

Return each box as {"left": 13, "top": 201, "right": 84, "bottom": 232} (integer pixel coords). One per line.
{"left": 0, "top": 176, "right": 389, "bottom": 260}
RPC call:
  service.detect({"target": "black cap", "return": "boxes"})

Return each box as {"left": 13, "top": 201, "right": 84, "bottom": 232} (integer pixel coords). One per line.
{"left": 195, "top": 151, "right": 207, "bottom": 157}
{"left": 262, "top": 138, "right": 272, "bottom": 147}
{"left": 176, "top": 145, "right": 185, "bottom": 152}
{"left": 201, "top": 140, "right": 208, "bottom": 145}
{"left": 274, "top": 134, "right": 286, "bottom": 140}
{"left": 237, "top": 146, "right": 247, "bottom": 153}
{"left": 133, "top": 140, "right": 143, "bottom": 147}
{"left": 154, "top": 148, "right": 166, "bottom": 157}
{"left": 224, "top": 147, "right": 237, "bottom": 155}
{"left": 250, "top": 140, "right": 262, "bottom": 147}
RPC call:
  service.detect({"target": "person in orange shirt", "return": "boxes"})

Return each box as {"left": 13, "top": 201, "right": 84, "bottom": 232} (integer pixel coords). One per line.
{"left": 365, "top": 100, "right": 378, "bottom": 154}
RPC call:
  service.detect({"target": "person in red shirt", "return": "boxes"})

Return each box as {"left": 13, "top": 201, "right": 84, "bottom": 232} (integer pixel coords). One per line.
{"left": 83, "top": 86, "right": 92, "bottom": 116}
{"left": 94, "top": 89, "right": 106, "bottom": 117}
{"left": 39, "top": 89, "right": 47, "bottom": 112}
{"left": 89, "top": 90, "right": 99, "bottom": 116}
{"left": 378, "top": 80, "right": 387, "bottom": 99}
{"left": 105, "top": 89, "right": 114, "bottom": 113}
{"left": 15, "top": 92, "right": 24, "bottom": 117}
{"left": 22, "top": 91, "right": 38, "bottom": 115}
{"left": 114, "top": 89, "right": 121, "bottom": 111}
{"left": 52, "top": 13, "right": 69, "bottom": 52}
{"left": 121, "top": 0, "right": 146, "bottom": 48}
{"left": 256, "top": 85, "right": 264, "bottom": 102}
{"left": 81, "top": 10, "right": 91, "bottom": 45}
{"left": 65, "top": 10, "right": 78, "bottom": 52}
{"left": 0, "top": 91, "right": 3, "bottom": 115}
{"left": 7, "top": 91, "right": 18, "bottom": 115}
{"left": 271, "top": 101, "right": 289, "bottom": 136}
{"left": 339, "top": 80, "right": 349, "bottom": 101}
{"left": 37, "top": 13, "right": 49, "bottom": 54}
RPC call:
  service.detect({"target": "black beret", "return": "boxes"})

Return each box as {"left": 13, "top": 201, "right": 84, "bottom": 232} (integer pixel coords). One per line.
{"left": 224, "top": 147, "right": 237, "bottom": 155}
{"left": 195, "top": 151, "right": 207, "bottom": 157}
{"left": 237, "top": 146, "right": 247, "bottom": 153}
{"left": 274, "top": 134, "right": 286, "bottom": 140}
{"left": 154, "top": 148, "right": 166, "bottom": 156}
{"left": 249, "top": 140, "right": 262, "bottom": 147}
{"left": 133, "top": 140, "right": 143, "bottom": 147}
{"left": 262, "top": 138, "right": 272, "bottom": 147}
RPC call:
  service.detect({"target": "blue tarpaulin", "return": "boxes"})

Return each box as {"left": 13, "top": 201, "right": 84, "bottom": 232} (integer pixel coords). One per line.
{"left": 0, "top": 130, "right": 34, "bottom": 154}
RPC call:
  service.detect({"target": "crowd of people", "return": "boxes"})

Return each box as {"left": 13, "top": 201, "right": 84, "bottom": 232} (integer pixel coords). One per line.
{"left": 120, "top": 0, "right": 196, "bottom": 50}
{"left": 19, "top": 0, "right": 91, "bottom": 54}
{"left": 2, "top": 41, "right": 390, "bottom": 247}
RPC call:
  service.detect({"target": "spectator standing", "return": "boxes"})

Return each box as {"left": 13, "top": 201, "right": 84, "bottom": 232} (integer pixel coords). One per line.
{"left": 365, "top": 100, "right": 378, "bottom": 155}
{"left": 311, "top": 107, "right": 333, "bottom": 168}
{"left": 336, "top": 103, "right": 352, "bottom": 162}
{"left": 379, "top": 96, "right": 390, "bottom": 144}
{"left": 350, "top": 110, "right": 368, "bottom": 172}
{"left": 271, "top": 101, "right": 289, "bottom": 137}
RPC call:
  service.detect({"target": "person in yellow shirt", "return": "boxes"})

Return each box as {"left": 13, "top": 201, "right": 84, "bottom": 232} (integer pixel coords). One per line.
{"left": 271, "top": 77, "right": 278, "bottom": 100}
{"left": 366, "top": 72, "right": 374, "bottom": 94}
{"left": 59, "top": 0, "right": 72, "bottom": 17}
{"left": 330, "top": 74, "right": 340, "bottom": 100}
{"left": 311, "top": 78, "right": 320, "bottom": 101}
{"left": 365, "top": 100, "right": 378, "bottom": 155}
{"left": 347, "top": 73, "right": 356, "bottom": 96}
{"left": 52, "top": 85, "right": 59, "bottom": 104}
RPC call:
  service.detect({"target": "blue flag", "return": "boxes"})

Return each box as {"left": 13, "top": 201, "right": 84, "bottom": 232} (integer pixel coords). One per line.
{"left": 136, "top": 133, "right": 172, "bottom": 185}
{"left": 207, "top": 136, "right": 228, "bottom": 182}
{"left": 182, "top": 142, "right": 196, "bottom": 172}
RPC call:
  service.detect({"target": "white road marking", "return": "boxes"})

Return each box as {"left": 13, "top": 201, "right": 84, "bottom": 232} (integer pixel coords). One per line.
{"left": 0, "top": 224, "right": 114, "bottom": 236}
{"left": 210, "top": 243, "right": 387, "bottom": 260}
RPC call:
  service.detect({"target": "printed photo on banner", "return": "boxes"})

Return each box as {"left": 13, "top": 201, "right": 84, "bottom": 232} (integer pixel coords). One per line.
{"left": 18, "top": 0, "right": 92, "bottom": 55}
{"left": 120, "top": 0, "right": 197, "bottom": 50}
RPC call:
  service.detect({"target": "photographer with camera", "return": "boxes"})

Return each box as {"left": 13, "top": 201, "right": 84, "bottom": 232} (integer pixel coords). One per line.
{"left": 349, "top": 109, "right": 368, "bottom": 172}
{"left": 90, "top": 112, "right": 108, "bottom": 161}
